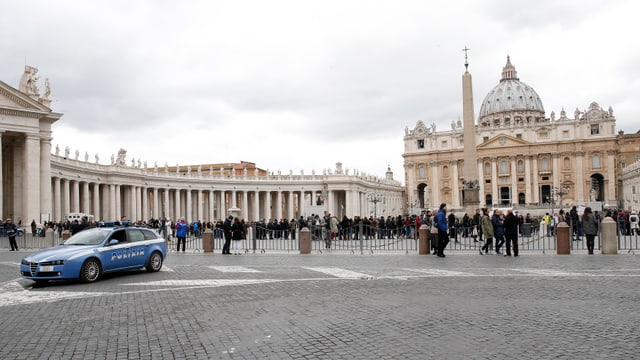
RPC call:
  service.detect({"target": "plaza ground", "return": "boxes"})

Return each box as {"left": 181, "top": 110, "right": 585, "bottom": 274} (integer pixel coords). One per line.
{"left": 0, "top": 251, "right": 639, "bottom": 359}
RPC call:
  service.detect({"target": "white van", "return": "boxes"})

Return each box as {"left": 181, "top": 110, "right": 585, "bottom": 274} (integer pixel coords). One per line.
{"left": 65, "top": 213, "right": 94, "bottom": 223}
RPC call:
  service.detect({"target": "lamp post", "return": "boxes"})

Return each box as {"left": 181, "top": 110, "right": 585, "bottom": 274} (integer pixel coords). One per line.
{"left": 553, "top": 186, "right": 570, "bottom": 209}
{"left": 367, "top": 192, "right": 383, "bottom": 219}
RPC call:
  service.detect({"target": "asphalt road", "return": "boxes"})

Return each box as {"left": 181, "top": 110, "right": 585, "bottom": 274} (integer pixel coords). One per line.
{"left": 1, "top": 251, "right": 639, "bottom": 359}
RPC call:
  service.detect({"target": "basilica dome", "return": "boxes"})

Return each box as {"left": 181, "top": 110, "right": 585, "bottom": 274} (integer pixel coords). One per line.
{"left": 478, "top": 56, "right": 545, "bottom": 120}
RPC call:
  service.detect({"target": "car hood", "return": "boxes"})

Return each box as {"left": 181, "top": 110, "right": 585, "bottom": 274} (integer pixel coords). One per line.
{"left": 23, "top": 245, "right": 97, "bottom": 262}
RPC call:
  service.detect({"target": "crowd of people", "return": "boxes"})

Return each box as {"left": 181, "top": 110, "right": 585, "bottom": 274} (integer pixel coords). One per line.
{"left": 4, "top": 205, "right": 639, "bottom": 255}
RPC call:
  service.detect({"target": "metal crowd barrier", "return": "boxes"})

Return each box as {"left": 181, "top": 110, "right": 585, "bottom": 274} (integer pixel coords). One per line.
{"left": 6, "top": 220, "right": 639, "bottom": 255}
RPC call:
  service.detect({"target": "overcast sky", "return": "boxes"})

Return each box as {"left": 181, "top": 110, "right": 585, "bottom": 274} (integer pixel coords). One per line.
{"left": 1, "top": 0, "right": 638, "bottom": 182}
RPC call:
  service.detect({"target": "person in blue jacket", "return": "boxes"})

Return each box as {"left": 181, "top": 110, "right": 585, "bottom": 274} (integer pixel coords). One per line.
{"left": 176, "top": 217, "right": 188, "bottom": 252}
{"left": 436, "top": 203, "right": 450, "bottom": 258}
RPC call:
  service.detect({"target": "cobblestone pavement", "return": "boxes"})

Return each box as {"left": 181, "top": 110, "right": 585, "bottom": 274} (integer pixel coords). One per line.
{"left": 1, "top": 250, "right": 639, "bottom": 359}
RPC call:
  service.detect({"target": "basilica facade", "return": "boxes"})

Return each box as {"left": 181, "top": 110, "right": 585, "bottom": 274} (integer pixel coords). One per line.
{"left": 1, "top": 68, "right": 404, "bottom": 225}
{"left": 403, "top": 57, "right": 618, "bottom": 210}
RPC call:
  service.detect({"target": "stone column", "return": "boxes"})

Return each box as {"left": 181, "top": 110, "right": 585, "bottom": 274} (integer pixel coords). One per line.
{"left": 109, "top": 184, "right": 116, "bottom": 221}
{"left": 92, "top": 183, "right": 100, "bottom": 220}
{"left": 477, "top": 158, "right": 485, "bottom": 207}
{"left": 197, "top": 189, "right": 203, "bottom": 222}
{"left": 264, "top": 191, "right": 272, "bottom": 220}
{"left": 72, "top": 180, "right": 80, "bottom": 213}
{"left": 242, "top": 190, "right": 249, "bottom": 220}
{"left": 430, "top": 161, "right": 439, "bottom": 207}
{"left": 53, "top": 178, "right": 61, "bottom": 221}
{"left": 532, "top": 157, "right": 539, "bottom": 203}
{"left": 275, "top": 190, "right": 282, "bottom": 219}
{"left": 59, "top": 179, "right": 71, "bottom": 220}
{"left": 253, "top": 190, "right": 260, "bottom": 221}
{"left": 491, "top": 158, "right": 498, "bottom": 206}
{"left": 23, "top": 135, "right": 41, "bottom": 223}
{"left": 575, "top": 151, "right": 585, "bottom": 203}
{"left": 174, "top": 189, "right": 181, "bottom": 219}
{"left": 12, "top": 139, "right": 24, "bottom": 221}
{"left": 231, "top": 189, "right": 237, "bottom": 208}
{"left": 138, "top": 186, "right": 149, "bottom": 221}
{"left": 524, "top": 156, "right": 532, "bottom": 204}
{"left": 327, "top": 190, "right": 334, "bottom": 215}
{"left": 298, "top": 191, "right": 304, "bottom": 219}
{"left": 451, "top": 160, "right": 460, "bottom": 208}
{"left": 510, "top": 157, "right": 517, "bottom": 206}
{"left": 152, "top": 188, "right": 159, "bottom": 219}
{"left": 208, "top": 190, "right": 215, "bottom": 221}
{"left": 40, "top": 137, "right": 52, "bottom": 221}
{"left": 0, "top": 131, "right": 3, "bottom": 219}
{"left": 552, "top": 153, "right": 560, "bottom": 190}
{"left": 186, "top": 189, "right": 192, "bottom": 222}
{"left": 606, "top": 150, "right": 616, "bottom": 202}
{"left": 82, "top": 182, "right": 90, "bottom": 214}
{"left": 219, "top": 190, "right": 226, "bottom": 219}
{"left": 115, "top": 184, "right": 121, "bottom": 220}
{"left": 163, "top": 188, "right": 170, "bottom": 219}
{"left": 287, "top": 191, "right": 294, "bottom": 220}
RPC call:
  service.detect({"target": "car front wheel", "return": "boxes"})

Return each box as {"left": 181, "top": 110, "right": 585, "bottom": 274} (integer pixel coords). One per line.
{"left": 80, "top": 258, "right": 102, "bottom": 283}
{"left": 146, "top": 252, "right": 163, "bottom": 272}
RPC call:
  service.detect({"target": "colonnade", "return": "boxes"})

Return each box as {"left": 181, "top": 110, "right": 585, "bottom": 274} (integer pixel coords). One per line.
{"left": 49, "top": 164, "right": 405, "bottom": 223}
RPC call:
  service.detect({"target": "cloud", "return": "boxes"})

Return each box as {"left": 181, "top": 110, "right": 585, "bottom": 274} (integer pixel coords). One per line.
{"left": 1, "top": 0, "right": 638, "bottom": 182}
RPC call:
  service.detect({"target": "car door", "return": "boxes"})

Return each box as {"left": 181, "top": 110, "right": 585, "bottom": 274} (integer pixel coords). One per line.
{"left": 101, "top": 229, "right": 132, "bottom": 271}
{"left": 125, "top": 229, "right": 149, "bottom": 268}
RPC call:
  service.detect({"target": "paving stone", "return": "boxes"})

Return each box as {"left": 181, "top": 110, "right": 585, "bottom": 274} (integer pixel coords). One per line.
{"left": 1, "top": 251, "right": 639, "bottom": 359}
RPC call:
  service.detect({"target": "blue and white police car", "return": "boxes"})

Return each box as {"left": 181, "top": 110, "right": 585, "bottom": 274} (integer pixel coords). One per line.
{"left": 20, "top": 227, "right": 167, "bottom": 283}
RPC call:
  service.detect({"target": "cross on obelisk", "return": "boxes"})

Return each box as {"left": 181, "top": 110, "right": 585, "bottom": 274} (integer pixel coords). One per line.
{"left": 462, "top": 46, "right": 470, "bottom": 70}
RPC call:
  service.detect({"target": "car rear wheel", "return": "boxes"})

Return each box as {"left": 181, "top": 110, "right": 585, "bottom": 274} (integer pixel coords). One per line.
{"left": 80, "top": 258, "right": 101, "bottom": 283}
{"left": 146, "top": 251, "right": 163, "bottom": 272}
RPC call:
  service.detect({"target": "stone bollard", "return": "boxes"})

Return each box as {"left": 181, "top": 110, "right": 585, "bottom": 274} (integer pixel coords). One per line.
{"left": 600, "top": 217, "right": 618, "bottom": 255}
{"left": 62, "top": 230, "right": 71, "bottom": 242}
{"left": 556, "top": 221, "right": 570, "bottom": 255}
{"left": 418, "top": 224, "right": 430, "bottom": 255}
{"left": 46, "top": 228, "right": 55, "bottom": 246}
{"left": 299, "top": 227, "right": 311, "bottom": 254}
{"left": 202, "top": 230, "right": 214, "bottom": 252}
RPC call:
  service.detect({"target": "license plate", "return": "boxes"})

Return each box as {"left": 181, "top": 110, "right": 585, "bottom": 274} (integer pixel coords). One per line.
{"left": 39, "top": 265, "right": 54, "bottom": 272}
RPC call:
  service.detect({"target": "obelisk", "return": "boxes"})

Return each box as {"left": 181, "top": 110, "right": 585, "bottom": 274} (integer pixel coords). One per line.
{"left": 461, "top": 46, "right": 480, "bottom": 209}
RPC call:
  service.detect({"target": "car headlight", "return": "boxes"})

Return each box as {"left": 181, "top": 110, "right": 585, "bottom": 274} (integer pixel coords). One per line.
{"left": 21, "top": 259, "right": 30, "bottom": 265}
{"left": 40, "top": 260, "right": 65, "bottom": 266}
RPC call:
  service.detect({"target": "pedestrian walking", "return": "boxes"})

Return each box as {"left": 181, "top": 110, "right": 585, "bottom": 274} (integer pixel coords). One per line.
{"left": 503, "top": 209, "right": 519, "bottom": 257}
{"left": 436, "top": 203, "right": 450, "bottom": 257}
{"left": 492, "top": 210, "right": 505, "bottom": 255}
{"left": 479, "top": 209, "right": 494, "bottom": 255}
{"left": 582, "top": 207, "right": 598, "bottom": 255}
{"left": 6, "top": 218, "right": 19, "bottom": 251}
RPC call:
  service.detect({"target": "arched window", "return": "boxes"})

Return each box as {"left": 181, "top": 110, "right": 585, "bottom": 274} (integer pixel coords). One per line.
{"left": 541, "top": 158, "right": 550, "bottom": 171}
{"left": 500, "top": 160, "right": 509, "bottom": 174}
{"left": 418, "top": 166, "right": 426, "bottom": 179}
{"left": 442, "top": 165, "right": 449, "bottom": 178}
{"left": 517, "top": 160, "right": 524, "bottom": 173}
{"left": 484, "top": 162, "right": 491, "bottom": 176}
{"left": 592, "top": 154, "right": 601, "bottom": 169}
{"left": 564, "top": 157, "right": 571, "bottom": 169}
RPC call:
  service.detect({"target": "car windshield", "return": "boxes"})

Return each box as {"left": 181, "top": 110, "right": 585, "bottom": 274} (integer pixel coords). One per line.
{"left": 63, "top": 229, "right": 111, "bottom": 246}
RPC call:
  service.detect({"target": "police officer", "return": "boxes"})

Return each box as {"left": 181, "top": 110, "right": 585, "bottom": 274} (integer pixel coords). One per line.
{"left": 6, "top": 218, "right": 18, "bottom": 251}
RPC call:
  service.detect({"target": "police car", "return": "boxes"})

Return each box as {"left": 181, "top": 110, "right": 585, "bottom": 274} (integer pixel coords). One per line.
{"left": 20, "top": 227, "right": 167, "bottom": 283}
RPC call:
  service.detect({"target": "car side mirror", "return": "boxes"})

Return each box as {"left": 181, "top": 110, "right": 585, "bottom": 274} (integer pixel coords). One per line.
{"left": 109, "top": 239, "right": 119, "bottom": 246}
